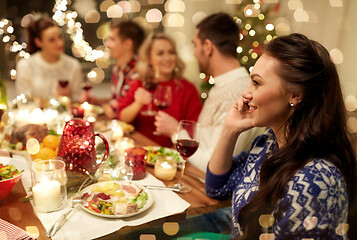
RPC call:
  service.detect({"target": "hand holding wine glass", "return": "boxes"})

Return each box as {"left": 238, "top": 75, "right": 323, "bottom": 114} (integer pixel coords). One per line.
{"left": 141, "top": 81, "right": 158, "bottom": 116}
{"left": 174, "top": 120, "right": 200, "bottom": 193}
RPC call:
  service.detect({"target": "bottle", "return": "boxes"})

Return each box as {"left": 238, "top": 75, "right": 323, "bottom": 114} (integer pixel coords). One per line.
{"left": 0, "top": 74, "right": 8, "bottom": 119}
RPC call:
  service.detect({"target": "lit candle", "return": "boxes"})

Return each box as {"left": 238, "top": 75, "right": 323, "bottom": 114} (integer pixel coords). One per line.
{"left": 154, "top": 159, "right": 177, "bottom": 181}
{"left": 33, "top": 180, "right": 61, "bottom": 212}
{"left": 115, "top": 137, "right": 134, "bottom": 155}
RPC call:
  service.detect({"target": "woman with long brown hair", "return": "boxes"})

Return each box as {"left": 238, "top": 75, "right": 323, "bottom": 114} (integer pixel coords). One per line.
{"left": 206, "top": 33, "right": 356, "bottom": 239}
{"left": 16, "top": 17, "right": 83, "bottom": 101}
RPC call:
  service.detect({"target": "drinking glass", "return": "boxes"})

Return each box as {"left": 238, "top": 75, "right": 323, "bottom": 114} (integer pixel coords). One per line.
{"left": 174, "top": 120, "right": 200, "bottom": 193}
{"left": 141, "top": 81, "right": 157, "bottom": 116}
{"left": 153, "top": 85, "right": 172, "bottom": 111}
{"left": 124, "top": 147, "right": 148, "bottom": 180}
{"left": 31, "top": 159, "right": 68, "bottom": 212}
{"left": 58, "top": 79, "right": 69, "bottom": 89}
{"left": 153, "top": 85, "right": 172, "bottom": 135}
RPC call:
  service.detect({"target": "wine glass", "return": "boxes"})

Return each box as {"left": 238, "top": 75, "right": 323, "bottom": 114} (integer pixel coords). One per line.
{"left": 174, "top": 120, "right": 200, "bottom": 193}
{"left": 58, "top": 79, "right": 69, "bottom": 88}
{"left": 141, "top": 81, "right": 158, "bottom": 116}
{"left": 153, "top": 85, "right": 172, "bottom": 111}
{"left": 153, "top": 85, "right": 172, "bottom": 135}
{"left": 82, "top": 82, "right": 93, "bottom": 92}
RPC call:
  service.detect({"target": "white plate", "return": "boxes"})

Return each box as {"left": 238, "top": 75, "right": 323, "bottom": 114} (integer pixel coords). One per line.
{"left": 144, "top": 146, "right": 183, "bottom": 166}
{"left": 79, "top": 181, "right": 154, "bottom": 218}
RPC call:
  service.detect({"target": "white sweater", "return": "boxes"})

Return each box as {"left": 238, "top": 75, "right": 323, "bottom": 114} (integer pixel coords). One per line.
{"left": 188, "top": 67, "right": 266, "bottom": 173}
{"left": 16, "top": 52, "right": 83, "bottom": 102}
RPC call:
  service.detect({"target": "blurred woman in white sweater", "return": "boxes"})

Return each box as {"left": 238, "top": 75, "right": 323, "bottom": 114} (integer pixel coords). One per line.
{"left": 16, "top": 17, "right": 83, "bottom": 102}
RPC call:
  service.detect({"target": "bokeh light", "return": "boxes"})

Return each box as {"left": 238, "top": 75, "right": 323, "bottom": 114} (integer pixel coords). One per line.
{"left": 303, "top": 216, "right": 318, "bottom": 230}
{"left": 88, "top": 67, "right": 105, "bottom": 83}
{"left": 288, "top": 0, "right": 303, "bottom": 10}
{"left": 165, "top": 0, "right": 185, "bottom": 12}
{"left": 118, "top": 1, "right": 132, "bottom": 13}
{"left": 85, "top": 10, "right": 100, "bottom": 23}
{"left": 146, "top": 9, "right": 163, "bottom": 23}
{"left": 100, "top": 0, "right": 115, "bottom": 12}
{"left": 163, "top": 13, "right": 185, "bottom": 27}
{"left": 347, "top": 117, "right": 357, "bottom": 133}
{"left": 163, "top": 222, "right": 179, "bottom": 236}
{"left": 345, "top": 95, "right": 357, "bottom": 112}
{"left": 330, "top": 0, "right": 343, "bottom": 7}
{"left": 107, "top": 5, "right": 123, "bottom": 18}
{"left": 258, "top": 214, "right": 274, "bottom": 228}
{"left": 336, "top": 223, "right": 349, "bottom": 236}
{"left": 96, "top": 23, "right": 110, "bottom": 40}
{"left": 294, "top": 9, "right": 309, "bottom": 22}
{"left": 192, "top": 11, "right": 207, "bottom": 25}
{"left": 21, "top": 14, "right": 34, "bottom": 27}
{"left": 129, "top": 0, "right": 141, "bottom": 12}
{"left": 330, "top": 48, "right": 344, "bottom": 64}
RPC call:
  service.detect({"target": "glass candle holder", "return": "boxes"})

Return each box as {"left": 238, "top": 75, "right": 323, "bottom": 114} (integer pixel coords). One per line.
{"left": 154, "top": 156, "right": 177, "bottom": 181}
{"left": 31, "top": 159, "right": 68, "bottom": 212}
{"left": 124, "top": 147, "right": 147, "bottom": 180}
{"left": 115, "top": 137, "right": 135, "bottom": 156}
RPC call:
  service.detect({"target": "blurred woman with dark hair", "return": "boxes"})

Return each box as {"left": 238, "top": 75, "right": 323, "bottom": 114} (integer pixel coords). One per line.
{"left": 206, "top": 33, "right": 356, "bottom": 239}
{"left": 16, "top": 17, "right": 83, "bottom": 101}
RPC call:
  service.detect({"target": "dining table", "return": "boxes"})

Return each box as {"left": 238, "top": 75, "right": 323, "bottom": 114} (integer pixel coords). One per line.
{"left": 0, "top": 130, "right": 231, "bottom": 239}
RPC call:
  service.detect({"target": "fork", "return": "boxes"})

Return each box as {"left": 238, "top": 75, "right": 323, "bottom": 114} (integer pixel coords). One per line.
{"left": 46, "top": 177, "right": 92, "bottom": 238}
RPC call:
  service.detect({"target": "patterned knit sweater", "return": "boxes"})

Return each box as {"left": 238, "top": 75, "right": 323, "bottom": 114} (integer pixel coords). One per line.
{"left": 205, "top": 129, "right": 348, "bottom": 239}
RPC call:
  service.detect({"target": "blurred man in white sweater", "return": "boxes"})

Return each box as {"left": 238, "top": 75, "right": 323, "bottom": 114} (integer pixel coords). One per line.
{"left": 155, "top": 13, "right": 265, "bottom": 172}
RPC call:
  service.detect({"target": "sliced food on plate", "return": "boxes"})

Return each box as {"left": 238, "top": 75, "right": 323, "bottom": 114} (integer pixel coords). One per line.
{"left": 80, "top": 181, "right": 153, "bottom": 217}
{"left": 145, "top": 146, "right": 182, "bottom": 166}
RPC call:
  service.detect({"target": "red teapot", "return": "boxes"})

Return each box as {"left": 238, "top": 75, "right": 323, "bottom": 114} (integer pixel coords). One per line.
{"left": 58, "top": 119, "right": 109, "bottom": 175}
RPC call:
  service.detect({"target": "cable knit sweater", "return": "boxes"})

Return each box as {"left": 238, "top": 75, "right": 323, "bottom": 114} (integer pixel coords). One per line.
{"left": 206, "top": 129, "right": 348, "bottom": 239}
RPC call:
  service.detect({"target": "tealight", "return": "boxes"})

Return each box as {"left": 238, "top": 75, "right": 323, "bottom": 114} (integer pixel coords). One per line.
{"left": 154, "top": 156, "right": 177, "bottom": 181}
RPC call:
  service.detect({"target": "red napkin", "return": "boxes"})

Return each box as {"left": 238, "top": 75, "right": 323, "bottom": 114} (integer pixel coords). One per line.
{"left": 0, "top": 219, "right": 31, "bottom": 240}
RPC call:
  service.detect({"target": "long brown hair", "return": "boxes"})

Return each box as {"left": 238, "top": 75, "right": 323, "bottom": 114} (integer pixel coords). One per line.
{"left": 26, "top": 17, "right": 57, "bottom": 54}
{"left": 237, "top": 33, "right": 356, "bottom": 239}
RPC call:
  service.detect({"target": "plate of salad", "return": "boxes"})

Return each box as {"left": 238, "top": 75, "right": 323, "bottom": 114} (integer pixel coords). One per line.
{"left": 144, "top": 146, "right": 183, "bottom": 166}
{"left": 79, "top": 181, "right": 153, "bottom": 218}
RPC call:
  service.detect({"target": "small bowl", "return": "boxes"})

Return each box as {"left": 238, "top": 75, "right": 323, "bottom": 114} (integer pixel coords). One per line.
{"left": 0, "top": 157, "right": 24, "bottom": 200}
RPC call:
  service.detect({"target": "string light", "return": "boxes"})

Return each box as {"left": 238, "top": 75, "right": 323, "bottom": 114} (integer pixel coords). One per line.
{"left": 52, "top": 0, "right": 105, "bottom": 62}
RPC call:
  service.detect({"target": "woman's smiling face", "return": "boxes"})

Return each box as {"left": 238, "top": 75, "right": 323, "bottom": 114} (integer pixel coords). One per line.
{"left": 242, "top": 54, "right": 294, "bottom": 130}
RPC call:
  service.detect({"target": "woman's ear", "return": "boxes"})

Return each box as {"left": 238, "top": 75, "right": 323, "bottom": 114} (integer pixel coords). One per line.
{"left": 34, "top": 37, "right": 42, "bottom": 49}
{"left": 289, "top": 95, "right": 302, "bottom": 107}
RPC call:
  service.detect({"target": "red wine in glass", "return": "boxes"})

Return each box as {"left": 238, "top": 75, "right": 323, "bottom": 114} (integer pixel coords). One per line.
{"left": 154, "top": 102, "right": 170, "bottom": 110}
{"left": 153, "top": 85, "right": 172, "bottom": 111}
{"left": 58, "top": 79, "right": 69, "bottom": 88}
{"left": 82, "top": 82, "right": 92, "bottom": 92}
{"left": 172, "top": 120, "right": 199, "bottom": 193}
{"left": 175, "top": 139, "right": 199, "bottom": 159}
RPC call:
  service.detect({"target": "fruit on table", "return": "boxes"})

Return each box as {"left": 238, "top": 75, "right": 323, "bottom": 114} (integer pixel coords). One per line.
{"left": 42, "top": 135, "right": 60, "bottom": 150}
{"left": 32, "top": 147, "right": 56, "bottom": 160}
{"left": 30, "top": 135, "right": 60, "bottom": 160}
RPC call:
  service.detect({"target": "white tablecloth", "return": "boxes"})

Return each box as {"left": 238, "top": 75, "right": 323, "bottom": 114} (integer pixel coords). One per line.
{"left": 15, "top": 155, "right": 190, "bottom": 240}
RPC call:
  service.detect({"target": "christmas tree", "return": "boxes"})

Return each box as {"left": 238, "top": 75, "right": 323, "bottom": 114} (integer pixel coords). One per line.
{"left": 200, "top": 0, "right": 280, "bottom": 101}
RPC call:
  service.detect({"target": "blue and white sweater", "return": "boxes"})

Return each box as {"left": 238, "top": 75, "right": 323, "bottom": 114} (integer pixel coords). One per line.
{"left": 205, "top": 129, "right": 348, "bottom": 239}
